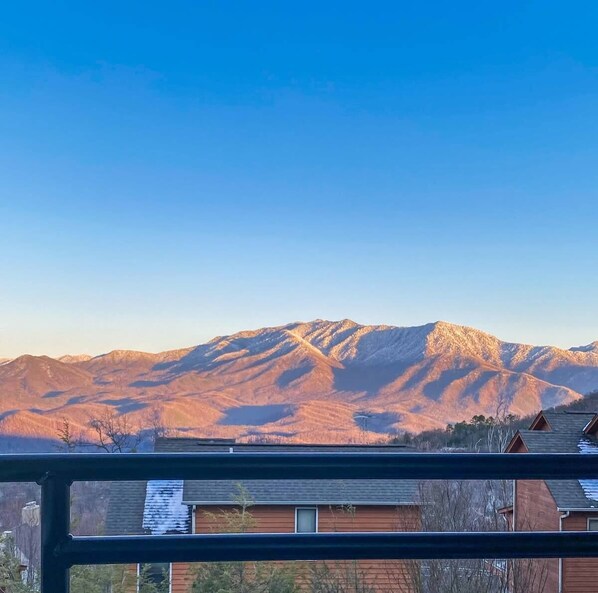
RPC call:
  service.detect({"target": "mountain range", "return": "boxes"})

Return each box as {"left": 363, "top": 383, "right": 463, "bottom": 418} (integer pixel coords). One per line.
{"left": 1, "top": 319, "right": 597, "bottom": 447}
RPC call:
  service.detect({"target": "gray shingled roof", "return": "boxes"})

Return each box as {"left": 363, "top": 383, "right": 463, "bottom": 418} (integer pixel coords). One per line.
{"left": 166, "top": 440, "right": 418, "bottom": 505}
{"left": 517, "top": 430, "right": 582, "bottom": 454}
{"left": 105, "top": 481, "right": 148, "bottom": 535}
{"left": 515, "top": 411, "right": 598, "bottom": 510}
{"left": 105, "top": 439, "right": 418, "bottom": 535}
{"left": 539, "top": 411, "right": 596, "bottom": 434}
{"left": 183, "top": 479, "right": 417, "bottom": 506}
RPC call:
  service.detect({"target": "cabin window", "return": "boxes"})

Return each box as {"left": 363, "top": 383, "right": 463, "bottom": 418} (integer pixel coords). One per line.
{"left": 138, "top": 563, "right": 171, "bottom": 591}
{"left": 588, "top": 519, "right": 598, "bottom": 531}
{"left": 296, "top": 507, "right": 317, "bottom": 533}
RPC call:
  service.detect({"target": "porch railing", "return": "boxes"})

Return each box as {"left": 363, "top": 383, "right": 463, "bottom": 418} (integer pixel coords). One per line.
{"left": 1, "top": 452, "right": 597, "bottom": 593}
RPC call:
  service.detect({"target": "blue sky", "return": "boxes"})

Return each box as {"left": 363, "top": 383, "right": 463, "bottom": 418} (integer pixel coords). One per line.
{"left": 1, "top": 1, "right": 597, "bottom": 357}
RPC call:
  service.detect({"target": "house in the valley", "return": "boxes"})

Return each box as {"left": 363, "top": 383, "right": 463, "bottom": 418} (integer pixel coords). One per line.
{"left": 504, "top": 410, "right": 598, "bottom": 593}
{"left": 106, "top": 438, "right": 420, "bottom": 593}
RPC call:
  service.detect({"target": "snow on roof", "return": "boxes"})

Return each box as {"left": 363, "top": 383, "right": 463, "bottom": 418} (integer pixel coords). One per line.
{"left": 578, "top": 439, "right": 598, "bottom": 502}
{"left": 142, "top": 480, "right": 190, "bottom": 535}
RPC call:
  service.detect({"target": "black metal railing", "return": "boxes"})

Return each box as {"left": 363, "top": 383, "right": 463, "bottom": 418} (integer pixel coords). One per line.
{"left": 1, "top": 452, "right": 598, "bottom": 593}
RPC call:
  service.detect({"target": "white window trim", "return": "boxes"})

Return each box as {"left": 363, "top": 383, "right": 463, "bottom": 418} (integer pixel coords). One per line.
{"left": 587, "top": 518, "right": 598, "bottom": 531}
{"left": 295, "top": 506, "right": 318, "bottom": 533}
{"left": 137, "top": 562, "right": 173, "bottom": 593}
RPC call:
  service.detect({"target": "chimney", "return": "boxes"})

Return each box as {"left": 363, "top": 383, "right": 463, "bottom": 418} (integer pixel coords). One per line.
{"left": 22, "top": 501, "right": 40, "bottom": 527}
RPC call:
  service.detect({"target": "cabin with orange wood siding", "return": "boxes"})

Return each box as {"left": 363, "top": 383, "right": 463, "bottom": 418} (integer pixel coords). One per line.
{"left": 505, "top": 410, "right": 598, "bottom": 593}
{"left": 106, "top": 438, "right": 420, "bottom": 593}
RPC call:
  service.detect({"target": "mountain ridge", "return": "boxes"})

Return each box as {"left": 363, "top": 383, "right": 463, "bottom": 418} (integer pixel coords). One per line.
{"left": 7, "top": 319, "right": 595, "bottom": 366}
{"left": 0, "top": 319, "right": 596, "bottom": 445}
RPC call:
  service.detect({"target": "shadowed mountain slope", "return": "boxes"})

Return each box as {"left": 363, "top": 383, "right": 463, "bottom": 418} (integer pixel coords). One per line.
{"left": 0, "top": 320, "right": 596, "bottom": 443}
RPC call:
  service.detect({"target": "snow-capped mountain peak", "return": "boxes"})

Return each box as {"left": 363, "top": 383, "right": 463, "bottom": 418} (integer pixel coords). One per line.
{"left": 0, "top": 319, "right": 596, "bottom": 443}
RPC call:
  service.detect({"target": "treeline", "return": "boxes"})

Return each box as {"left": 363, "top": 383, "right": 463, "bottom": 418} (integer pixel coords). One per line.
{"left": 393, "top": 389, "right": 598, "bottom": 452}
{"left": 555, "top": 389, "right": 598, "bottom": 412}
{"left": 392, "top": 413, "right": 525, "bottom": 452}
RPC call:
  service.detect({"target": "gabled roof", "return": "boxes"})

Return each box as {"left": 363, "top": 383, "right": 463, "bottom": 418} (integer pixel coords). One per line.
{"left": 529, "top": 411, "right": 552, "bottom": 431}
{"left": 507, "top": 410, "right": 598, "bottom": 510}
{"left": 537, "top": 411, "right": 596, "bottom": 434}
{"left": 515, "top": 429, "right": 582, "bottom": 453}
{"left": 184, "top": 479, "right": 417, "bottom": 506}
{"left": 169, "top": 440, "right": 418, "bottom": 506}
{"left": 105, "top": 439, "right": 419, "bottom": 536}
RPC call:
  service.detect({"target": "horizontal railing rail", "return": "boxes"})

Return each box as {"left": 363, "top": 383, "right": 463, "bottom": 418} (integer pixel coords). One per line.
{"left": 65, "top": 532, "right": 598, "bottom": 564}
{"left": 2, "top": 452, "right": 598, "bottom": 482}
{"left": 0, "top": 453, "right": 596, "bottom": 593}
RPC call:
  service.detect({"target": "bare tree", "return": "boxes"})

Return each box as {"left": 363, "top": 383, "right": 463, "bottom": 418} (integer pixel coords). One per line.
{"left": 507, "top": 503, "right": 550, "bottom": 593}
{"left": 82, "top": 410, "right": 142, "bottom": 453}
{"left": 415, "top": 480, "right": 506, "bottom": 593}
{"left": 145, "top": 405, "right": 170, "bottom": 446}
{"left": 485, "top": 398, "right": 518, "bottom": 454}
{"left": 396, "top": 480, "right": 548, "bottom": 593}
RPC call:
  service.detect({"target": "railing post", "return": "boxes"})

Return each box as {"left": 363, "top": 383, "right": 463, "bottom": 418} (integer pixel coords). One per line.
{"left": 40, "top": 474, "right": 71, "bottom": 593}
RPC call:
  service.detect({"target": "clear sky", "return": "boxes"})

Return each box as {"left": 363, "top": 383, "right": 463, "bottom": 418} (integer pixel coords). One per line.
{"left": 1, "top": 1, "right": 597, "bottom": 358}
